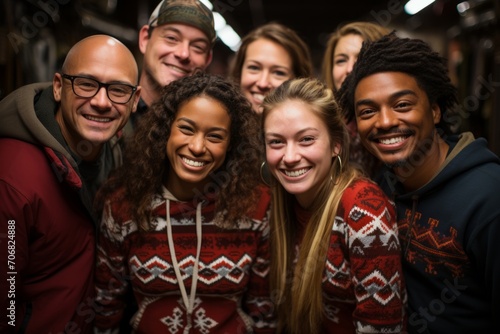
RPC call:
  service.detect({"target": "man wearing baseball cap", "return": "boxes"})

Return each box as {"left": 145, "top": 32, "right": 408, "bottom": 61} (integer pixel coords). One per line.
{"left": 131, "top": 0, "right": 216, "bottom": 129}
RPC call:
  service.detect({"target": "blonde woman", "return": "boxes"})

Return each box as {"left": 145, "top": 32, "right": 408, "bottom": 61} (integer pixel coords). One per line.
{"left": 322, "top": 22, "right": 390, "bottom": 178}
{"left": 261, "top": 77, "right": 405, "bottom": 333}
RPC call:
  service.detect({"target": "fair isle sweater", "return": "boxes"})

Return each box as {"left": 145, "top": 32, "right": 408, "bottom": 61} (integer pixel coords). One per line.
{"left": 94, "top": 185, "right": 275, "bottom": 334}
{"left": 294, "top": 179, "right": 406, "bottom": 333}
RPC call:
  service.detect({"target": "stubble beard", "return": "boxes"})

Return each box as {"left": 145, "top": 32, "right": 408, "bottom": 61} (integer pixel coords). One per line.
{"left": 386, "top": 128, "right": 440, "bottom": 171}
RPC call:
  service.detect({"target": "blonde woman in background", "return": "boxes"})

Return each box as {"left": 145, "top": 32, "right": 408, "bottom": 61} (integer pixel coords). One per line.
{"left": 322, "top": 22, "right": 390, "bottom": 177}
{"left": 229, "top": 22, "right": 313, "bottom": 113}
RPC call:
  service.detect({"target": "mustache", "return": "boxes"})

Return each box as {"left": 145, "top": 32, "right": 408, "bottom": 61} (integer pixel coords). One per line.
{"left": 367, "top": 128, "right": 415, "bottom": 141}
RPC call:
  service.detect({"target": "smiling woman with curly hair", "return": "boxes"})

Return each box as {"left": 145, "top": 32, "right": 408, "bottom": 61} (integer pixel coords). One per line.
{"left": 93, "top": 72, "right": 275, "bottom": 333}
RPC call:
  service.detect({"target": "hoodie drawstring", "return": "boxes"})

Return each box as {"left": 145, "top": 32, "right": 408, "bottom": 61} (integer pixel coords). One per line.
{"left": 166, "top": 199, "right": 203, "bottom": 333}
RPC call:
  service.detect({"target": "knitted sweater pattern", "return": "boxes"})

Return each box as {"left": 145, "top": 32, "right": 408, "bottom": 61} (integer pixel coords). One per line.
{"left": 95, "top": 187, "right": 275, "bottom": 334}
{"left": 303, "top": 179, "right": 405, "bottom": 333}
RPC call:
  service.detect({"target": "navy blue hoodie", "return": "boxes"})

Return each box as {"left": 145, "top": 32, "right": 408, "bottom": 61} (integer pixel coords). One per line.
{"left": 377, "top": 132, "right": 500, "bottom": 334}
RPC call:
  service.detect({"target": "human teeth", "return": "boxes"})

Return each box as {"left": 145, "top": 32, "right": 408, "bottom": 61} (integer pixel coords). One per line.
{"left": 183, "top": 157, "right": 205, "bottom": 167}
{"left": 380, "top": 137, "right": 405, "bottom": 145}
{"left": 253, "top": 93, "right": 265, "bottom": 102}
{"left": 85, "top": 115, "right": 111, "bottom": 122}
{"left": 168, "top": 65, "right": 188, "bottom": 74}
{"left": 285, "top": 168, "right": 308, "bottom": 177}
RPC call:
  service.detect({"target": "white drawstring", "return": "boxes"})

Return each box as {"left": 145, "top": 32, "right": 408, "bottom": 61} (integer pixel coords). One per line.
{"left": 166, "top": 198, "right": 203, "bottom": 333}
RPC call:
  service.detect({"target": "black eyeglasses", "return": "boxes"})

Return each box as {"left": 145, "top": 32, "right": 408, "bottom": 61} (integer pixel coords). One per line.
{"left": 61, "top": 74, "right": 137, "bottom": 104}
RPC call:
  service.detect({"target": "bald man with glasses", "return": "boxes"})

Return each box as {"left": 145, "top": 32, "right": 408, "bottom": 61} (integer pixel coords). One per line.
{"left": 0, "top": 34, "right": 141, "bottom": 333}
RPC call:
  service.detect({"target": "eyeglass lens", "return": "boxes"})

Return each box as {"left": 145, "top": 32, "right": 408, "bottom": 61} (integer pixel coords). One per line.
{"left": 71, "top": 77, "right": 134, "bottom": 104}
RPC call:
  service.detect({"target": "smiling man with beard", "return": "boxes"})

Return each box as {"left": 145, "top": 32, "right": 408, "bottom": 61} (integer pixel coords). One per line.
{"left": 338, "top": 32, "right": 500, "bottom": 334}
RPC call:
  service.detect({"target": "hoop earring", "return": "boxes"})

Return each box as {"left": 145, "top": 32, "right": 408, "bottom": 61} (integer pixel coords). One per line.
{"left": 331, "top": 155, "right": 343, "bottom": 184}
{"left": 260, "top": 161, "right": 273, "bottom": 187}
{"left": 336, "top": 155, "right": 343, "bottom": 172}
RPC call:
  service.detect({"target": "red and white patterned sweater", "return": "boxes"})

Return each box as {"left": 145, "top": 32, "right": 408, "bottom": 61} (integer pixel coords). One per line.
{"left": 294, "top": 179, "right": 406, "bottom": 333}
{"left": 94, "top": 186, "right": 276, "bottom": 333}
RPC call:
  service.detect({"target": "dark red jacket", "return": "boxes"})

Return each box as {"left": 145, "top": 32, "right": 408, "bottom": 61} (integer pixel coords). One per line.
{"left": 0, "top": 138, "right": 95, "bottom": 333}
{"left": 0, "top": 83, "right": 122, "bottom": 333}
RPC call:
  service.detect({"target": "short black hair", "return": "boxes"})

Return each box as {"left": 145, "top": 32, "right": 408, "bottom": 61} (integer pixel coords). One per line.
{"left": 337, "top": 32, "right": 458, "bottom": 134}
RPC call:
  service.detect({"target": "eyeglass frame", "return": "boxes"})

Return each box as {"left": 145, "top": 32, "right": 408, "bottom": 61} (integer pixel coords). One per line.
{"left": 61, "top": 73, "right": 138, "bottom": 104}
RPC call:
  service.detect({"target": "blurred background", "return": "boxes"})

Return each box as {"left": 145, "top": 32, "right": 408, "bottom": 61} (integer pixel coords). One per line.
{"left": 1, "top": 0, "right": 499, "bottom": 154}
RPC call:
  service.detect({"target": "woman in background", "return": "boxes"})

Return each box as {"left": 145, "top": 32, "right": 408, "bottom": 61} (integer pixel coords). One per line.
{"left": 261, "top": 77, "right": 405, "bottom": 333}
{"left": 229, "top": 22, "right": 313, "bottom": 113}
{"left": 322, "top": 22, "right": 390, "bottom": 177}
{"left": 94, "top": 72, "right": 275, "bottom": 333}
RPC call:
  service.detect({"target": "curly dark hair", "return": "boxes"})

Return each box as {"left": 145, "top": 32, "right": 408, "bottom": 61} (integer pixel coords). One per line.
{"left": 95, "top": 72, "right": 262, "bottom": 231}
{"left": 337, "top": 32, "right": 458, "bottom": 134}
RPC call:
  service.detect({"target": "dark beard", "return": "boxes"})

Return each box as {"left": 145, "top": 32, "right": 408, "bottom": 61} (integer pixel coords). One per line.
{"left": 387, "top": 129, "right": 438, "bottom": 171}
{"left": 385, "top": 158, "right": 409, "bottom": 169}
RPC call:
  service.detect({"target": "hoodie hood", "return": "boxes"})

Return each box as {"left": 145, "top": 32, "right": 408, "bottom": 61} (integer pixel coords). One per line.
{"left": 0, "top": 82, "right": 77, "bottom": 168}
{"left": 379, "top": 132, "right": 499, "bottom": 200}
{"left": 377, "top": 136, "right": 500, "bottom": 334}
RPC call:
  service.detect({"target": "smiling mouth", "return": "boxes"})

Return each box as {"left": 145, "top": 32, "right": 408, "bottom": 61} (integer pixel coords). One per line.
{"left": 377, "top": 136, "right": 408, "bottom": 145}
{"left": 252, "top": 93, "right": 265, "bottom": 103}
{"left": 84, "top": 115, "right": 112, "bottom": 123}
{"left": 183, "top": 157, "right": 207, "bottom": 167}
{"left": 166, "top": 64, "right": 190, "bottom": 75}
{"left": 283, "top": 168, "right": 310, "bottom": 177}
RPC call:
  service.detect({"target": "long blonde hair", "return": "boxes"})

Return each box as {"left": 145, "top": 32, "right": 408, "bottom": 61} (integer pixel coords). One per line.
{"left": 261, "top": 78, "right": 361, "bottom": 333}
